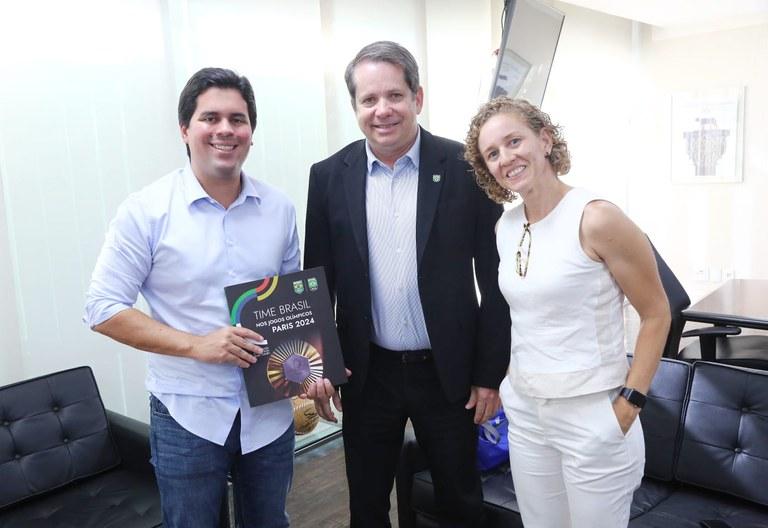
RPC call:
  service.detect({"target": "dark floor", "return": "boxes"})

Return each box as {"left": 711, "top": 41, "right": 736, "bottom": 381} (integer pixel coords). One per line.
{"left": 287, "top": 436, "right": 399, "bottom": 528}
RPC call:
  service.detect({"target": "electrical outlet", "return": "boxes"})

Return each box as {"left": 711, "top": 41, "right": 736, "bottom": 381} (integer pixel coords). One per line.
{"left": 694, "top": 267, "right": 709, "bottom": 281}
{"left": 724, "top": 268, "right": 735, "bottom": 280}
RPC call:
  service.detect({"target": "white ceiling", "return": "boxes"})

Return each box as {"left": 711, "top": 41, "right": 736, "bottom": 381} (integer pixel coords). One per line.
{"left": 559, "top": 0, "right": 768, "bottom": 31}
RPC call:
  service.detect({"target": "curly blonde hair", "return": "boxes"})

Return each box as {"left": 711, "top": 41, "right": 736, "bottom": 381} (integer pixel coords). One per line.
{"left": 464, "top": 97, "right": 571, "bottom": 204}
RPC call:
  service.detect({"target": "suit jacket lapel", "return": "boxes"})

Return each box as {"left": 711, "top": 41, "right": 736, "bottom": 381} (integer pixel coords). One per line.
{"left": 343, "top": 142, "right": 369, "bottom": 270}
{"left": 416, "top": 128, "right": 445, "bottom": 264}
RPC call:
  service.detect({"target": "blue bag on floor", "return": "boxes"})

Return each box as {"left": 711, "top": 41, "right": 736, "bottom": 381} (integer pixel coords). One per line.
{"left": 477, "top": 409, "right": 509, "bottom": 471}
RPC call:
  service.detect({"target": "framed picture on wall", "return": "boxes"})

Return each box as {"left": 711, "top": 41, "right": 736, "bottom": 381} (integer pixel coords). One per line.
{"left": 670, "top": 87, "right": 745, "bottom": 184}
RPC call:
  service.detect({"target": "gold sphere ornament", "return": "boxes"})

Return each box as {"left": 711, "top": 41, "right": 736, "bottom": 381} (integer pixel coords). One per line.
{"left": 291, "top": 396, "right": 320, "bottom": 435}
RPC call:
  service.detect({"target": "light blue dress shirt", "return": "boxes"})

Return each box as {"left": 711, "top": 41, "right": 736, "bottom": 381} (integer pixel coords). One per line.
{"left": 365, "top": 131, "right": 431, "bottom": 351}
{"left": 84, "top": 166, "right": 301, "bottom": 452}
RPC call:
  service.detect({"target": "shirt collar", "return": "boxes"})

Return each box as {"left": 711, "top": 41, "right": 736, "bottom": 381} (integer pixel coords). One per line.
{"left": 365, "top": 127, "right": 421, "bottom": 173}
{"left": 238, "top": 173, "right": 261, "bottom": 205}
{"left": 181, "top": 163, "right": 261, "bottom": 208}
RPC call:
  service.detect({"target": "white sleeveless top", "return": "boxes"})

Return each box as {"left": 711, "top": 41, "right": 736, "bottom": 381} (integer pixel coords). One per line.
{"left": 497, "top": 187, "right": 628, "bottom": 399}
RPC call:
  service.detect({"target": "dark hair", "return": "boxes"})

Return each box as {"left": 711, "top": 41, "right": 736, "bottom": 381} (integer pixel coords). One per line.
{"left": 465, "top": 97, "right": 571, "bottom": 204}
{"left": 344, "top": 41, "right": 420, "bottom": 106}
{"left": 178, "top": 68, "right": 257, "bottom": 157}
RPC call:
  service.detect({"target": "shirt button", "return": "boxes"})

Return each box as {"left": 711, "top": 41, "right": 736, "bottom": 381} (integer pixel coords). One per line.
{"left": 396, "top": 248, "right": 402, "bottom": 253}
{"left": 229, "top": 271, "right": 236, "bottom": 277}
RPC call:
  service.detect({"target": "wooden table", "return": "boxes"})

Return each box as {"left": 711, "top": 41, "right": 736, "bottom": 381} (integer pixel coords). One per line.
{"left": 682, "top": 279, "right": 768, "bottom": 361}
{"left": 683, "top": 279, "right": 768, "bottom": 331}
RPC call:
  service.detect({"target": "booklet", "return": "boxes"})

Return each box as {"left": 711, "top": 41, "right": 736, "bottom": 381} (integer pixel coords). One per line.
{"left": 224, "top": 267, "right": 347, "bottom": 407}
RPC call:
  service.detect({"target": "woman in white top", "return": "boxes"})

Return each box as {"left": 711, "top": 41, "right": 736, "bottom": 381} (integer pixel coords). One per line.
{"left": 464, "top": 97, "right": 671, "bottom": 528}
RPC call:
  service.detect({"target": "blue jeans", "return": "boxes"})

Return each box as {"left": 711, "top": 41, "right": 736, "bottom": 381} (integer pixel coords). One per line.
{"left": 149, "top": 395, "right": 294, "bottom": 528}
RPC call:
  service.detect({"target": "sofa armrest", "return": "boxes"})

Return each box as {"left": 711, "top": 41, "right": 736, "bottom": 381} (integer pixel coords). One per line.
{"left": 396, "top": 431, "right": 429, "bottom": 528}
{"left": 0, "top": 367, "right": 122, "bottom": 509}
{"left": 106, "top": 410, "right": 154, "bottom": 478}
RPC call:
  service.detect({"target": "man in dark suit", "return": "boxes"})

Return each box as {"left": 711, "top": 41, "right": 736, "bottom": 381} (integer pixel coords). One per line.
{"left": 303, "top": 41, "right": 510, "bottom": 527}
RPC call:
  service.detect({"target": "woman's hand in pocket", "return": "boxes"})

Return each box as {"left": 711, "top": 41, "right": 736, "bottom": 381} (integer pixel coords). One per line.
{"left": 612, "top": 396, "right": 640, "bottom": 435}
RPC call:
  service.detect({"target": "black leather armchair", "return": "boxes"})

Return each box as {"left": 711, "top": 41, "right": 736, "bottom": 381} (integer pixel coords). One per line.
{"left": 0, "top": 366, "right": 162, "bottom": 527}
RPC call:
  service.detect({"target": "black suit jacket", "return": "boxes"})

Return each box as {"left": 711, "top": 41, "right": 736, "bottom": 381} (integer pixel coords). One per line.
{"left": 304, "top": 128, "right": 510, "bottom": 402}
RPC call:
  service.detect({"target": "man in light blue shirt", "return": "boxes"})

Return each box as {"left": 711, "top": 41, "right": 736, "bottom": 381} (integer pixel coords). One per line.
{"left": 84, "top": 67, "right": 300, "bottom": 528}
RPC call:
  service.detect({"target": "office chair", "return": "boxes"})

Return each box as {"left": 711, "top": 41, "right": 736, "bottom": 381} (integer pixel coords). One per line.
{"left": 649, "top": 240, "right": 768, "bottom": 369}
{"left": 649, "top": 239, "right": 691, "bottom": 359}
{"left": 678, "top": 331, "right": 768, "bottom": 370}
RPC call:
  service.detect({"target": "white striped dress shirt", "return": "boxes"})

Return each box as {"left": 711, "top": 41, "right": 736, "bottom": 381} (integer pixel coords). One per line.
{"left": 365, "top": 131, "right": 431, "bottom": 351}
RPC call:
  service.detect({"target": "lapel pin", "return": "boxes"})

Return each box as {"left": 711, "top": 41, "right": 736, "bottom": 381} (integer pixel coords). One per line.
{"left": 432, "top": 174, "right": 441, "bottom": 183}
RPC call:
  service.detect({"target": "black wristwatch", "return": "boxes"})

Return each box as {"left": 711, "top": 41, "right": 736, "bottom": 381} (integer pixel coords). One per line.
{"left": 619, "top": 387, "right": 647, "bottom": 409}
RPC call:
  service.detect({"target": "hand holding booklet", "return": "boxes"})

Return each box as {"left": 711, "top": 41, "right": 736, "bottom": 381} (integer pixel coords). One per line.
{"left": 225, "top": 267, "right": 347, "bottom": 407}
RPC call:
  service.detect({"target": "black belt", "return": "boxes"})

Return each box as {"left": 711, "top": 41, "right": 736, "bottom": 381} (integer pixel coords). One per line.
{"left": 370, "top": 342, "right": 432, "bottom": 363}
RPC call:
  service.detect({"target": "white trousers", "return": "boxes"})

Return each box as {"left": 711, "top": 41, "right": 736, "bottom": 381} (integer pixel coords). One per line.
{"left": 500, "top": 377, "right": 645, "bottom": 528}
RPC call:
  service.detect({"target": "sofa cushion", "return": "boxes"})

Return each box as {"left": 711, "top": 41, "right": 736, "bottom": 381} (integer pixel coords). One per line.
{"left": 629, "top": 482, "right": 768, "bottom": 527}
{"left": 0, "top": 367, "right": 120, "bottom": 508}
{"left": 637, "top": 358, "right": 690, "bottom": 481}
{"left": 0, "top": 466, "right": 161, "bottom": 527}
{"left": 630, "top": 477, "right": 680, "bottom": 521}
{"left": 675, "top": 362, "right": 768, "bottom": 507}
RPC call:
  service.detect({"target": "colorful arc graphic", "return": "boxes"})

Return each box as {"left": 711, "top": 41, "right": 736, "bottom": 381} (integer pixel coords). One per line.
{"left": 229, "top": 276, "right": 279, "bottom": 325}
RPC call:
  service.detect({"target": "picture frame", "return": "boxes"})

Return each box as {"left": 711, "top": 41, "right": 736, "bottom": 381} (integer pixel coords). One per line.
{"left": 670, "top": 87, "right": 745, "bottom": 184}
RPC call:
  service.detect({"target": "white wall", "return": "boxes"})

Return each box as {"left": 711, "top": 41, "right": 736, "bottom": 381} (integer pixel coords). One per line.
{"left": 0, "top": 181, "right": 22, "bottom": 383}
{"left": 544, "top": 1, "right": 768, "bottom": 298}
{"left": 633, "top": 23, "right": 768, "bottom": 290}
{"left": 319, "top": 0, "right": 429, "bottom": 152}
{"left": 544, "top": 2, "right": 637, "bottom": 209}
{"left": 0, "top": 0, "right": 181, "bottom": 416}
{"left": 422, "top": 0, "right": 497, "bottom": 142}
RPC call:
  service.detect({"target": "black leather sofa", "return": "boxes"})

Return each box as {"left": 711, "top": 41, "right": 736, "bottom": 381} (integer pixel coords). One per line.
{"left": 0, "top": 366, "right": 162, "bottom": 527}
{"left": 396, "top": 359, "right": 768, "bottom": 527}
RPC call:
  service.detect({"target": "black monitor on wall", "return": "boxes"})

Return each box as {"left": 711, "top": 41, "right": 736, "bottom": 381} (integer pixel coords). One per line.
{"left": 490, "top": 0, "right": 564, "bottom": 106}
